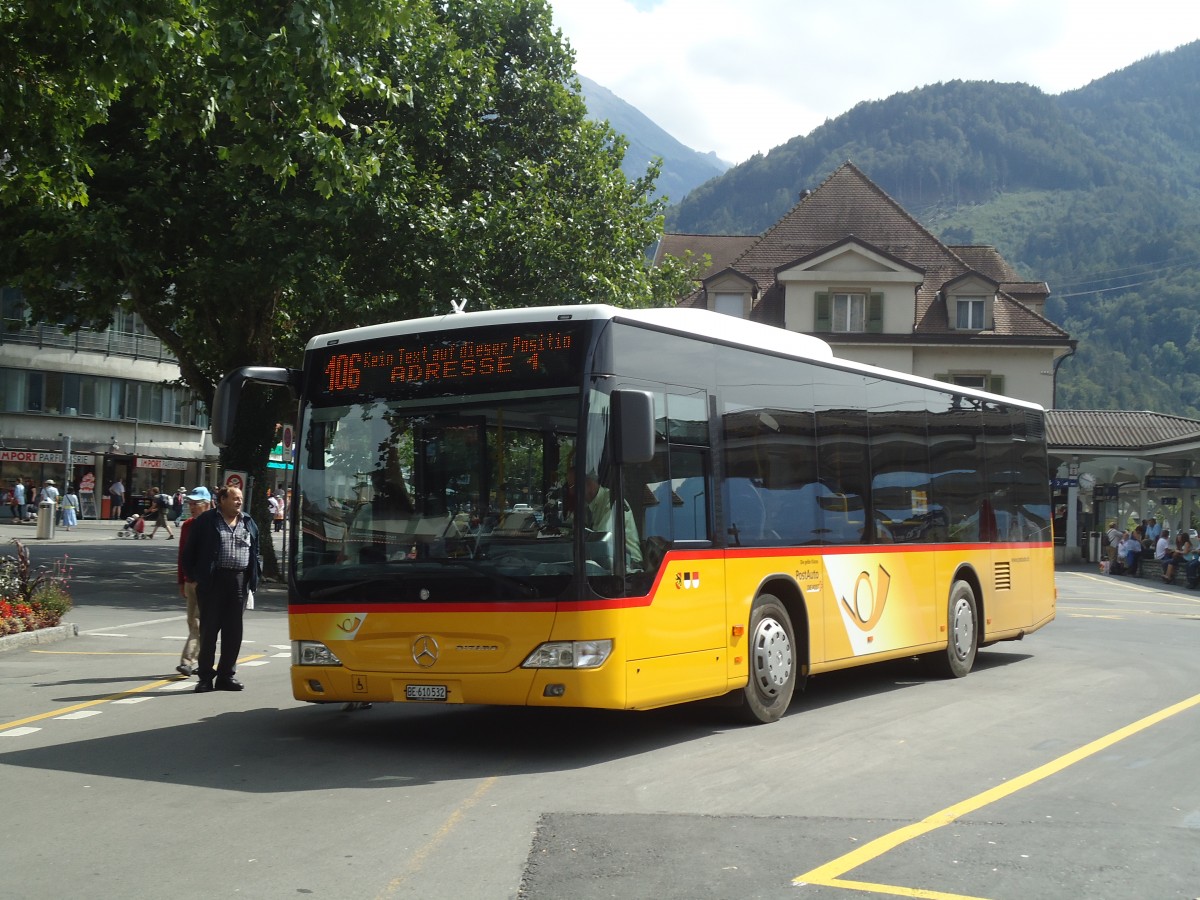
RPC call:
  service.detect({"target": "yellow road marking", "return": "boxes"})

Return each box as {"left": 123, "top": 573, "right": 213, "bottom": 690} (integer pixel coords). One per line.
{"left": 376, "top": 776, "right": 498, "bottom": 898}
{"left": 31, "top": 651, "right": 180, "bottom": 656}
{"left": 793, "top": 691, "right": 1200, "bottom": 896}
{"left": 0, "top": 653, "right": 267, "bottom": 732}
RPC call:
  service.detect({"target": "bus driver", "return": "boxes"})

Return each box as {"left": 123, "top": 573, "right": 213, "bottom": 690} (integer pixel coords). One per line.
{"left": 564, "top": 465, "right": 643, "bottom": 570}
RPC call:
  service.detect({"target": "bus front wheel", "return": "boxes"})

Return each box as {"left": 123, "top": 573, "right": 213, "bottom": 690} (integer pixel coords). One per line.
{"left": 931, "top": 579, "right": 978, "bottom": 678}
{"left": 738, "top": 593, "right": 796, "bottom": 724}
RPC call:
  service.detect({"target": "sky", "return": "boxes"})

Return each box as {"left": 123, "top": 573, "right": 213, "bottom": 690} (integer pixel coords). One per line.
{"left": 550, "top": 0, "right": 1200, "bottom": 164}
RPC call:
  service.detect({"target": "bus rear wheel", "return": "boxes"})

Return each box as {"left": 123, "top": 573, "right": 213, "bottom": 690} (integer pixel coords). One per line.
{"left": 930, "top": 579, "right": 978, "bottom": 678}
{"left": 737, "top": 594, "right": 796, "bottom": 724}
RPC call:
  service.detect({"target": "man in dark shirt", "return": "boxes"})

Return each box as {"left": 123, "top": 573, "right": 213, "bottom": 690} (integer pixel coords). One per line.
{"left": 181, "top": 486, "right": 260, "bottom": 692}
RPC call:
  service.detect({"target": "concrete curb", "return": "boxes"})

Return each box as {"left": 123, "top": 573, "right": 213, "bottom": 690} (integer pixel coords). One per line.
{"left": 0, "top": 622, "right": 80, "bottom": 654}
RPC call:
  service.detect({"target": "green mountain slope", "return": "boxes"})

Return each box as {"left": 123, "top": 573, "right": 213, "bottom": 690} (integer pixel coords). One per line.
{"left": 663, "top": 41, "right": 1200, "bottom": 416}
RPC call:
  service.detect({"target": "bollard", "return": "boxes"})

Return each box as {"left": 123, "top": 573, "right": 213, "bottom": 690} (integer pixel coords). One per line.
{"left": 36, "top": 501, "right": 56, "bottom": 540}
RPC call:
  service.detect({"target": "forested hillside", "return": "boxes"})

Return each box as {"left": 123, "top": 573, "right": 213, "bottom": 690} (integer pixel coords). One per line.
{"left": 665, "top": 41, "right": 1200, "bottom": 417}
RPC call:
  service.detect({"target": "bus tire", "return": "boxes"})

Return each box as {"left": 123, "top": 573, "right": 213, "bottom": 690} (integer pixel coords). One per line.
{"left": 932, "top": 579, "right": 978, "bottom": 679}
{"left": 737, "top": 593, "right": 796, "bottom": 724}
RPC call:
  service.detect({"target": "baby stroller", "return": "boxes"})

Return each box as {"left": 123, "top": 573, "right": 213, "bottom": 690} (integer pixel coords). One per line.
{"left": 118, "top": 514, "right": 147, "bottom": 539}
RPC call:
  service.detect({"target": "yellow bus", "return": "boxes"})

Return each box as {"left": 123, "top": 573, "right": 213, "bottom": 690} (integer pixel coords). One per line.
{"left": 214, "top": 305, "right": 1055, "bottom": 723}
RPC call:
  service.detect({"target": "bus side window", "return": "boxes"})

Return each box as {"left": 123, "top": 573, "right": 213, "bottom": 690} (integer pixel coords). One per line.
{"left": 635, "top": 445, "right": 710, "bottom": 571}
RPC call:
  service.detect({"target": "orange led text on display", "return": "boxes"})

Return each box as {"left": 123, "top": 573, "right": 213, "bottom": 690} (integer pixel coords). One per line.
{"left": 322, "top": 331, "right": 574, "bottom": 394}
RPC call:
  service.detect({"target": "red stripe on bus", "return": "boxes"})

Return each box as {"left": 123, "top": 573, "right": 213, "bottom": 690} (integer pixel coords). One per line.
{"left": 287, "top": 542, "right": 1051, "bottom": 615}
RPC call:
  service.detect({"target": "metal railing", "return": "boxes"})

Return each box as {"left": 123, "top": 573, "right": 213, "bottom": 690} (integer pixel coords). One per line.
{"left": 0, "top": 320, "right": 178, "bottom": 363}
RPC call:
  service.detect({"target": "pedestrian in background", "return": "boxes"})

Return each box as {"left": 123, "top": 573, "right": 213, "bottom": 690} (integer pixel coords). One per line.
{"left": 60, "top": 484, "right": 79, "bottom": 531}
{"left": 147, "top": 487, "right": 175, "bottom": 540}
{"left": 109, "top": 478, "right": 125, "bottom": 519}
{"left": 175, "top": 487, "right": 212, "bottom": 678}
{"left": 11, "top": 478, "right": 26, "bottom": 520}
{"left": 181, "top": 485, "right": 260, "bottom": 692}
{"left": 268, "top": 488, "right": 285, "bottom": 533}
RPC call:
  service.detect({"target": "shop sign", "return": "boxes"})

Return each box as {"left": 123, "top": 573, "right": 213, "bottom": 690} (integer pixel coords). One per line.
{"left": 0, "top": 450, "right": 91, "bottom": 464}
{"left": 136, "top": 457, "right": 187, "bottom": 470}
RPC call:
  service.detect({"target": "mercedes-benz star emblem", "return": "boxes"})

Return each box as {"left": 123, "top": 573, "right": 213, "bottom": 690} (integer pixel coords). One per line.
{"left": 412, "top": 635, "right": 439, "bottom": 668}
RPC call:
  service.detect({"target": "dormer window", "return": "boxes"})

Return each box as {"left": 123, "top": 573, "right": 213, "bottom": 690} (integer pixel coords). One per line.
{"left": 713, "top": 292, "right": 745, "bottom": 318}
{"left": 956, "top": 296, "right": 986, "bottom": 330}
{"left": 832, "top": 292, "right": 866, "bottom": 332}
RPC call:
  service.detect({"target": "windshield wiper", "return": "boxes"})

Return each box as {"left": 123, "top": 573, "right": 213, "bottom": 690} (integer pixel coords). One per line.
{"left": 304, "top": 561, "right": 538, "bottom": 600}
{"left": 308, "top": 577, "right": 400, "bottom": 600}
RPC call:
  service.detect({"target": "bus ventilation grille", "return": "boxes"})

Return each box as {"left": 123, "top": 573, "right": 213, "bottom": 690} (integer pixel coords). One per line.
{"left": 994, "top": 561, "right": 1012, "bottom": 591}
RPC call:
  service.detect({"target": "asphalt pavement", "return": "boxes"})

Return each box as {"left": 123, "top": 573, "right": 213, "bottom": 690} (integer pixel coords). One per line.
{"left": 0, "top": 512, "right": 286, "bottom": 550}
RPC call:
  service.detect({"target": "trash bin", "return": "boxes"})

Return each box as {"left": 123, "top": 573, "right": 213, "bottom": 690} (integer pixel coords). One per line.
{"left": 36, "top": 501, "right": 56, "bottom": 539}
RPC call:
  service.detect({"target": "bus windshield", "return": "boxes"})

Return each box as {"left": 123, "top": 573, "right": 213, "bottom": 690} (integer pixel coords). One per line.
{"left": 294, "top": 388, "right": 582, "bottom": 602}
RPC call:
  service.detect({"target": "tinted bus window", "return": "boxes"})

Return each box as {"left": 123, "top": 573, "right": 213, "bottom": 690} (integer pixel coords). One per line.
{"left": 1014, "top": 409, "right": 1052, "bottom": 541}
{"left": 718, "top": 352, "right": 820, "bottom": 547}
{"left": 927, "top": 393, "right": 985, "bottom": 542}
{"left": 814, "top": 369, "right": 870, "bottom": 544}
{"left": 868, "top": 381, "right": 934, "bottom": 543}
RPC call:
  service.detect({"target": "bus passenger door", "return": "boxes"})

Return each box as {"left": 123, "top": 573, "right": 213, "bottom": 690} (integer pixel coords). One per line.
{"left": 622, "top": 393, "right": 727, "bottom": 707}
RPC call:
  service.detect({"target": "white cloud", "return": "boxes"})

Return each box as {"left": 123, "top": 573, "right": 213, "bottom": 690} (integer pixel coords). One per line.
{"left": 551, "top": 0, "right": 1200, "bottom": 162}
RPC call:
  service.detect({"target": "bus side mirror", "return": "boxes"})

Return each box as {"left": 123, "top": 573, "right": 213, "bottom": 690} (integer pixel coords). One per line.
{"left": 614, "top": 389, "right": 655, "bottom": 465}
{"left": 212, "top": 366, "right": 302, "bottom": 448}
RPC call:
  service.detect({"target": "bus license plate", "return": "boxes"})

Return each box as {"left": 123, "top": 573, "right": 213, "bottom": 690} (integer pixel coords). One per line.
{"left": 406, "top": 684, "right": 448, "bottom": 701}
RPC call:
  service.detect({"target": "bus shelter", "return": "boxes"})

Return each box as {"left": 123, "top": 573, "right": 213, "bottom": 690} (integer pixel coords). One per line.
{"left": 1046, "top": 410, "right": 1200, "bottom": 564}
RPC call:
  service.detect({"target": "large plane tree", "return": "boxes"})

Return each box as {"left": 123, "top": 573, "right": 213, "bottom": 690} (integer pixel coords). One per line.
{"left": 1, "top": 1, "right": 688, "bottom": 570}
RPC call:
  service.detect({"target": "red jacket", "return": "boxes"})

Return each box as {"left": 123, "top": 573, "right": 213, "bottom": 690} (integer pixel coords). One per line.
{"left": 176, "top": 517, "right": 197, "bottom": 585}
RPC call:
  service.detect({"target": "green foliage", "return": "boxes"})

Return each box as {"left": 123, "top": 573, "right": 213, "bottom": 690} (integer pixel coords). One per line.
{"left": 0, "top": 0, "right": 409, "bottom": 208}
{"left": 0, "top": 0, "right": 669, "bottom": 576}
{"left": 665, "top": 42, "right": 1200, "bottom": 415}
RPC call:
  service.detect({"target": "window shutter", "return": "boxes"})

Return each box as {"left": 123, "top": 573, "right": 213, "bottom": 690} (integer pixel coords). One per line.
{"left": 987, "top": 375, "right": 1005, "bottom": 394}
{"left": 814, "top": 292, "right": 830, "bottom": 331}
{"left": 868, "top": 293, "right": 883, "bottom": 333}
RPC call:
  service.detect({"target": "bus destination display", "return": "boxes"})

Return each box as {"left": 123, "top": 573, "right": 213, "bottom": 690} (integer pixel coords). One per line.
{"left": 311, "top": 324, "right": 587, "bottom": 400}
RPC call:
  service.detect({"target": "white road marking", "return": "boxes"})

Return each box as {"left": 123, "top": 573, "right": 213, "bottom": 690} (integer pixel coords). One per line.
{"left": 81, "top": 615, "right": 185, "bottom": 634}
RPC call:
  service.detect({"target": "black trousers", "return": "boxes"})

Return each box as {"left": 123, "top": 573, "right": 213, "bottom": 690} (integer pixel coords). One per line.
{"left": 197, "top": 569, "right": 245, "bottom": 681}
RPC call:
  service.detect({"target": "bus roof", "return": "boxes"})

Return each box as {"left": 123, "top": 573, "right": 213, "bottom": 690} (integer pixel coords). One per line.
{"left": 306, "top": 304, "right": 1043, "bottom": 413}
{"left": 306, "top": 304, "right": 835, "bottom": 358}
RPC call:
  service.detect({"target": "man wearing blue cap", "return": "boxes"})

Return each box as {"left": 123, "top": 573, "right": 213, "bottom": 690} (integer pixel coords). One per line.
{"left": 181, "top": 485, "right": 260, "bottom": 692}
{"left": 174, "top": 487, "right": 212, "bottom": 677}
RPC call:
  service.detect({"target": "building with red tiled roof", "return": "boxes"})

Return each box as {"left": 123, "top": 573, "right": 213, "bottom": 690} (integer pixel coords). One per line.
{"left": 661, "top": 162, "right": 1074, "bottom": 408}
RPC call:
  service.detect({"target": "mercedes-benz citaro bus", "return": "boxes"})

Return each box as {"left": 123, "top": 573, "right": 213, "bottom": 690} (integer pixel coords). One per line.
{"left": 213, "top": 304, "right": 1055, "bottom": 724}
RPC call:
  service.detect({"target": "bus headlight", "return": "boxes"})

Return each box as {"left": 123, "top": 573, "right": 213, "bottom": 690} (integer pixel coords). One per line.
{"left": 522, "top": 639, "right": 613, "bottom": 669}
{"left": 292, "top": 641, "right": 343, "bottom": 666}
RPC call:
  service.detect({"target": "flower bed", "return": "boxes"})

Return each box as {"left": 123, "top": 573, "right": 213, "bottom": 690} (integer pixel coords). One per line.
{"left": 1, "top": 539, "right": 73, "bottom": 634}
